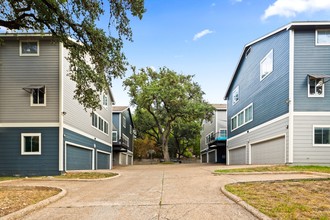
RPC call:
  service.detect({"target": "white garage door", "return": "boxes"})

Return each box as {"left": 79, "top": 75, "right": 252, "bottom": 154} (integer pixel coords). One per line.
{"left": 229, "top": 147, "right": 246, "bottom": 165}
{"left": 251, "top": 136, "right": 285, "bottom": 164}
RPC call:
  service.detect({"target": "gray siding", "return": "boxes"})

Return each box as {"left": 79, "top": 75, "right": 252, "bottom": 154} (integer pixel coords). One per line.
{"left": 227, "top": 30, "right": 290, "bottom": 138}
{"left": 0, "top": 127, "right": 60, "bottom": 176}
{"left": 216, "top": 110, "right": 227, "bottom": 131}
{"left": 62, "top": 48, "right": 112, "bottom": 144}
{"left": 0, "top": 38, "right": 59, "bottom": 123}
{"left": 200, "top": 114, "right": 216, "bottom": 152}
{"left": 227, "top": 116, "right": 289, "bottom": 164}
{"left": 294, "top": 30, "right": 330, "bottom": 111}
{"left": 293, "top": 115, "right": 330, "bottom": 164}
{"left": 121, "top": 109, "right": 134, "bottom": 152}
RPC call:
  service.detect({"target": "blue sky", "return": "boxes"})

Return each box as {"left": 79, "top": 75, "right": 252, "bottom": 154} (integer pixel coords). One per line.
{"left": 111, "top": 0, "right": 330, "bottom": 106}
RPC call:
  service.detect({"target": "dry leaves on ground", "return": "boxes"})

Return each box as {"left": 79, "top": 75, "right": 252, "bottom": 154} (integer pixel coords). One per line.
{"left": 0, "top": 186, "right": 61, "bottom": 217}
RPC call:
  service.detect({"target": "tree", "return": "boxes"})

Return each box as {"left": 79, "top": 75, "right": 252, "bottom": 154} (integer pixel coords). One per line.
{"left": 0, "top": 0, "right": 145, "bottom": 110}
{"left": 171, "top": 119, "right": 201, "bottom": 159}
{"left": 124, "top": 67, "right": 214, "bottom": 162}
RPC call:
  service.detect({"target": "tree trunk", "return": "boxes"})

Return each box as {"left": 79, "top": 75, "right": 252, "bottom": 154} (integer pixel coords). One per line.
{"left": 161, "top": 130, "right": 171, "bottom": 162}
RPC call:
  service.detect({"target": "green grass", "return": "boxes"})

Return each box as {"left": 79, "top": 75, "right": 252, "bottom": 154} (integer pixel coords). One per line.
{"left": 54, "top": 172, "right": 118, "bottom": 179}
{"left": 215, "top": 165, "right": 330, "bottom": 174}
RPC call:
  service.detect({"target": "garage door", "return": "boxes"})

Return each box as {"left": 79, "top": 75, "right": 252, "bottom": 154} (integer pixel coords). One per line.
{"left": 208, "top": 151, "right": 216, "bottom": 163}
{"left": 97, "top": 151, "right": 110, "bottom": 169}
{"left": 66, "top": 144, "right": 93, "bottom": 170}
{"left": 201, "top": 153, "right": 207, "bottom": 163}
{"left": 251, "top": 136, "right": 285, "bottom": 164}
{"left": 128, "top": 155, "right": 133, "bottom": 165}
{"left": 229, "top": 147, "right": 246, "bottom": 165}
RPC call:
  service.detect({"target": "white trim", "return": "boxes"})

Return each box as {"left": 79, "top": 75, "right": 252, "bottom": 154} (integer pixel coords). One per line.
{"left": 227, "top": 113, "right": 289, "bottom": 142}
{"left": 313, "top": 125, "right": 330, "bottom": 147}
{"left": 112, "top": 131, "right": 118, "bottom": 142}
{"left": 63, "top": 124, "right": 112, "bottom": 147}
{"left": 65, "top": 141, "right": 95, "bottom": 171}
{"left": 315, "top": 29, "right": 330, "bottom": 46}
{"left": 288, "top": 29, "right": 295, "bottom": 163}
{"left": 293, "top": 112, "right": 330, "bottom": 116}
{"left": 30, "top": 87, "right": 47, "bottom": 106}
{"left": 259, "top": 49, "right": 274, "bottom": 81}
{"left": 91, "top": 112, "right": 110, "bottom": 135}
{"left": 307, "top": 76, "right": 325, "bottom": 98}
{"left": 231, "top": 103, "right": 253, "bottom": 131}
{"left": 59, "top": 42, "right": 64, "bottom": 171}
{"left": 248, "top": 143, "right": 251, "bottom": 165}
{"left": 0, "top": 123, "right": 59, "bottom": 127}
{"left": 20, "top": 40, "right": 39, "bottom": 56}
{"left": 21, "top": 133, "right": 41, "bottom": 155}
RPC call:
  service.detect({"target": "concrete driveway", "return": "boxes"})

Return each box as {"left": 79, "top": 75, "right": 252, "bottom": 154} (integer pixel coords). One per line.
{"left": 2, "top": 164, "right": 327, "bottom": 220}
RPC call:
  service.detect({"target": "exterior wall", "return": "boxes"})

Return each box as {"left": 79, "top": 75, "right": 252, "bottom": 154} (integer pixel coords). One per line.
{"left": 216, "top": 110, "right": 227, "bottom": 132}
{"left": 0, "top": 38, "right": 59, "bottom": 123}
{"left": 200, "top": 117, "right": 216, "bottom": 152}
{"left": 0, "top": 127, "right": 60, "bottom": 176}
{"left": 294, "top": 29, "right": 330, "bottom": 111}
{"left": 293, "top": 114, "right": 330, "bottom": 164}
{"left": 227, "top": 30, "right": 290, "bottom": 138}
{"left": 120, "top": 109, "right": 134, "bottom": 152}
{"left": 227, "top": 115, "right": 289, "bottom": 164}
{"left": 62, "top": 47, "right": 112, "bottom": 144}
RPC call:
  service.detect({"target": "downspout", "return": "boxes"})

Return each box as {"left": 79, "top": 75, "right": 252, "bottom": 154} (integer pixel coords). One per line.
{"left": 58, "top": 42, "right": 64, "bottom": 172}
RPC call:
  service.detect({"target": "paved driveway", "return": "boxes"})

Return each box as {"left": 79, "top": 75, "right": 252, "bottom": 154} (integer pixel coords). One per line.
{"left": 2, "top": 164, "right": 326, "bottom": 220}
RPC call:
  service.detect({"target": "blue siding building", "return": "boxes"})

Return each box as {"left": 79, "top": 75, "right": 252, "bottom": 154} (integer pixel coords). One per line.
{"left": 224, "top": 22, "right": 330, "bottom": 165}
{"left": 0, "top": 33, "right": 115, "bottom": 176}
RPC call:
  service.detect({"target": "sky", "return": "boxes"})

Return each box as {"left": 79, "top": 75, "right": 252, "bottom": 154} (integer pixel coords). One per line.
{"left": 110, "top": 0, "right": 330, "bottom": 106}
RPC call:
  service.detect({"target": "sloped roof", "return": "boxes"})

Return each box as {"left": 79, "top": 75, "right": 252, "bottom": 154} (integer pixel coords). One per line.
{"left": 223, "top": 21, "right": 330, "bottom": 100}
{"left": 212, "top": 104, "right": 227, "bottom": 110}
{"left": 112, "top": 106, "right": 129, "bottom": 112}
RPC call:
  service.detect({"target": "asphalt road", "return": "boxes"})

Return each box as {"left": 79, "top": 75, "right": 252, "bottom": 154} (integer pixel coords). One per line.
{"left": 4, "top": 163, "right": 326, "bottom": 220}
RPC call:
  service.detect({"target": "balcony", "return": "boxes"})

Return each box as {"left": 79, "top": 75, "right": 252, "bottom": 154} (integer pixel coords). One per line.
{"left": 206, "top": 130, "right": 227, "bottom": 146}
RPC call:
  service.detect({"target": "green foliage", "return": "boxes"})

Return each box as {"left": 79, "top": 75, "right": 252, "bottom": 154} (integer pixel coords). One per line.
{"left": 0, "top": 0, "right": 145, "bottom": 110}
{"left": 124, "top": 67, "right": 214, "bottom": 161}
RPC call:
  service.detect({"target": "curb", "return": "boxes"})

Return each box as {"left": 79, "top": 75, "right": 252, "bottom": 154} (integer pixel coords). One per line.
{"left": 23, "top": 173, "right": 121, "bottom": 182}
{"left": 220, "top": 186, "right": 271, "bottom": 220}
{"left": 2, "top": 186, "right": 67, "bottom": 220}
{"left": 213, "top": 171, "right": 330, "bottom": 176}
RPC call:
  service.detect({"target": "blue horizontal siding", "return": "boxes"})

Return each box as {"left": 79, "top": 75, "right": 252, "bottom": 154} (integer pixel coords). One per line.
{"left": 294, "top": 30, "right": 330, "bottom": 111}
{"left": 0, "top": 127, "right": 59, "bottom": 176}
{"left": 227, "top": 30, "right": 290, "bottom": 138}
{"left": 64, "top": 128, "right": 111, "bottom": 153}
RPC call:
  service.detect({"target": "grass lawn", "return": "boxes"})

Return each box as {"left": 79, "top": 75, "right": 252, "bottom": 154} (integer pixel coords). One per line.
{"left": 54, "top": 172, "right": 118, "bottom": 179}
{"left": 0, "top": 186, "right": 61, "bottom": 217}
{"left": 0, "top": 177, "right": 22, "bottom": 182}
{"left": 226, "top": 179, "right": 330, "bottom": 220}
{"left": 215, "top": 165, "right": 330, "bottom": 174}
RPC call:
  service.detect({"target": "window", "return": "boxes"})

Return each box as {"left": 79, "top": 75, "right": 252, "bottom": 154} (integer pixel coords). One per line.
{"left": 122, "top": 134, "right": 129, "bottom": 146}
{"left": 20, "top": 41, "right": 39, "bottom": 56}
{"left": 232, "top": 86, "right": 239, "bottom": 105}
{"left": 102, "top": 93, "right": 108, "bottom": 108}
{"left": 316, "top": 30, "right": 330, "bottom": 45}
{"left": 112, "top": 131, "right": 118, "bottom": 142}
{"left": 21, "top": 133, "right": 41, "bottom": 155}
{"left": 308, "top": 76, "right": 324, "bottom": 97}
{"left": 260, "top": 49, "right": 273, "bottom": 81}
{"left": 231, "top": 103, "right": 253, "bottom": 131}
{"left": 219, "top": 129, "right": 227, "bottom": 138}
{"left": 31, "top": 87, "right": 46, "bottom": 106}
{"left": 130, "top": 125, "right": 132, "bottom": 134}
{"left": 91, "top": 112, "right": 109, "bottom": 134}
{"left": 123, "top": 116, "right": 126, "bottom": 128}
{"left": 314, "top": 126, "right": 330, "bottom": 146}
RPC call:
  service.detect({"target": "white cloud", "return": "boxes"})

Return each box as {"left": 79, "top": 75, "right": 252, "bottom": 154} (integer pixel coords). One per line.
{"left": 262, "top": 0, "right": 330, "bottom": 20}
{"left": 193, "top": 29, "right": 214, "bottom": 41}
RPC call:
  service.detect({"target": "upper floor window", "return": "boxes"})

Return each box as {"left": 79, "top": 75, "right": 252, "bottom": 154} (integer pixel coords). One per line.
{"left": 314, "top": 126, "right": 330, "bottom": 146}
{"left": 112, "top": 131, "right": 118, "bottom": 142}
{"left": 232, "top": 86, "right": 239, "bottom": 106}
{"left": 21, "top": 133, "right": 41, "bottom": 155}
{"left": 316, "top": 30, "right": 330, "bottom": 45}
{"left": 260, "top": 49, "right": 273, "bottom": 81}
{"left": 91, "top": 112, "right": 109, "bottom": 135}
{"left": 123, "top": 116, "right": 126, "bottom": 128}
{"left": 20, "top": 41, "right": 39, "bottom": 56}
{"left": 23, "top": 85, "right": 46, "bottom": 106}
{"left": 102, "top": 93, "right": 108, "bottom": 108}
{"left": 231, "top": 103, "right": 253, "bottom": 131}
{"left": 308, "top": 75, "right": 325, "bottom": 97}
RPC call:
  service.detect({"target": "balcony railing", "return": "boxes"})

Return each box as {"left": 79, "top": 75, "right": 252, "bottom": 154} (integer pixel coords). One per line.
{"left": 206, "top": 131, "right": 227, "bottom": 145}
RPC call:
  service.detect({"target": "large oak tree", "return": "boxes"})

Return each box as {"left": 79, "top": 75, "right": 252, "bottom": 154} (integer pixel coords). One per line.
{"left": 0, "top": 0, "right": 145, "bottom": 109}
{"left": 124, "top": 67, "right": 214, "bottom": 161}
